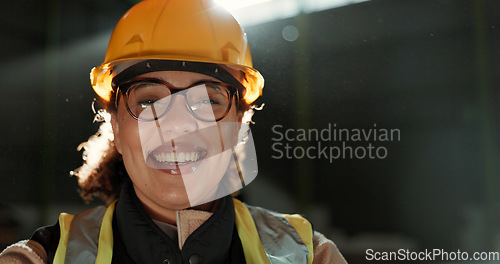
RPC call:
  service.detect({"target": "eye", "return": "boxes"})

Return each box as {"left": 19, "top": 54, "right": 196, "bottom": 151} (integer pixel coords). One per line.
{"left": 138, "top": 99, "right": 157, "bottom": 109}
{"left": 125, "top": 81, "right": 171, "bottom": 117}
{"left": 190, "top": 86, "right": 225, "bottom": 107}
{"left": 193, "top": 98, "right": 220, "bottom": 105}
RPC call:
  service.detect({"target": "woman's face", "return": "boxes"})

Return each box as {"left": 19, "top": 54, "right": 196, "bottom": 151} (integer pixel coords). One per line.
{"left": 111, "top": 71, "right": 242, "bottom": 213}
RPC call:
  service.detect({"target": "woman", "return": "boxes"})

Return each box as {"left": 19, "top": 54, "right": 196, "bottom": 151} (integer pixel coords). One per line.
{"left": 0, "top": 0, "right": 346, "bottom": 263}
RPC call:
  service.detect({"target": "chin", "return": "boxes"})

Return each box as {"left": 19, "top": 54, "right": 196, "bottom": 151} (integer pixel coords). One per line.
{"left": 156, "top": 190, "right": 192, "bottom": 210}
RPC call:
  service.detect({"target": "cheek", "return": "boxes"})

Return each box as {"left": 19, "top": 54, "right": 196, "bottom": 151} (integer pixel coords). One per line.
{"left": 219, "top": 116, "right": 241, "bottom": 148}
{"left": 116, "top": 111, "right": 142, "bottom": 155}
{"left": 118, "top": 121, "right": 150, "bottom": 183}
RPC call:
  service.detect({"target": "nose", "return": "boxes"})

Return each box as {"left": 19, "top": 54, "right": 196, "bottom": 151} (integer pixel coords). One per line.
{"left": 158, "top": 94, "right": 198, "bottom": 136}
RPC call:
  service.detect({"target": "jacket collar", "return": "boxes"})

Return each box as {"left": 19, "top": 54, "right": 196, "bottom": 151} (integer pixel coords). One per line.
{"left": 115, "top": 180, "right": 236, "bottom": 263}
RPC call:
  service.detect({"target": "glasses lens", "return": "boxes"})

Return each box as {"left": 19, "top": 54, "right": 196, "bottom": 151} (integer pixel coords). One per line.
{"left": 127, "top": 81, "right": 172, "bottom": 120}
{"left": 186, "top": 82, "right": 231, "bottom": 121}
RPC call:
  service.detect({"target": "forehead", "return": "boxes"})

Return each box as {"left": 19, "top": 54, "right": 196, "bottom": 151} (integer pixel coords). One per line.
{"left": 134, "top": 71, "right": 220, "bottom": 87}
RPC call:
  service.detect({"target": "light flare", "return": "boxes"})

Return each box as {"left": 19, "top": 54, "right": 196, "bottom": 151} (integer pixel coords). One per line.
{"left": 71, "top": 111, "right": 114, "bottom": 185}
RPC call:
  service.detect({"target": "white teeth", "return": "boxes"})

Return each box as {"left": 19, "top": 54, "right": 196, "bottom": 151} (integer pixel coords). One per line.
{"left": 153, "top": 151, "right": 200, "bottom": 163}
{"left": 178, "top": 153, "right": 185, "bottom": 162}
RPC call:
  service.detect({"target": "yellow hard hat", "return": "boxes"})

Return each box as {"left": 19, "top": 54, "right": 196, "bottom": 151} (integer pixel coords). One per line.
{"left": 90, "top": 0, "right": 264, "bottom": 104}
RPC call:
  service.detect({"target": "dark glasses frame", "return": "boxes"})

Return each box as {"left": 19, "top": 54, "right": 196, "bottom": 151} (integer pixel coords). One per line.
{"left": 115, "top": 77, "right": 239, "bottom": 122}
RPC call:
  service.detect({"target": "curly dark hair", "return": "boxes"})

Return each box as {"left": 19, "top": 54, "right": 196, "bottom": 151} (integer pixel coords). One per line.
{"left": 71, "top": 96, "right": 126, "bottom": 204}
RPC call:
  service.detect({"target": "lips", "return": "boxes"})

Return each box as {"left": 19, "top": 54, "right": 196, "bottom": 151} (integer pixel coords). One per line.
{"left": 146, "top": 141, "right": 208, "bottom": 174}
{"left": 153, "top": 151, "right": 203, "bottom": 165}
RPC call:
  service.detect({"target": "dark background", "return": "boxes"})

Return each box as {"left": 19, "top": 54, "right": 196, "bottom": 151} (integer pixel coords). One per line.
{"left": 1, "top": 0, "right": 500, "bottom": 262}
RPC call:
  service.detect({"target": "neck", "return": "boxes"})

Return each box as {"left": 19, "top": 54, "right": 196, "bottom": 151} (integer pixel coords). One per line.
{"left": 133, "top": 188, "right": 216, "bottom": 225}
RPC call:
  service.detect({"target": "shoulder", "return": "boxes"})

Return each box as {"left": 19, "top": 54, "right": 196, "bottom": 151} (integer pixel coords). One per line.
{"left": 312, "top": 231, "right": 347, "bottom": 264}
{"left": 0, "top": 221, "right": 60, "bottom": 264}
{"left": 0, "top": 240, "right": 48, "bottom": 264}
{"left": 235, "top": 200, "right": 347, "bottom": 263}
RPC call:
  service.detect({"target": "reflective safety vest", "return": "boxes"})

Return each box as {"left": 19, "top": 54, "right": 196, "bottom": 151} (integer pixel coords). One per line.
{"left": 53, "top": 199, "right": 314, "bottom": 264}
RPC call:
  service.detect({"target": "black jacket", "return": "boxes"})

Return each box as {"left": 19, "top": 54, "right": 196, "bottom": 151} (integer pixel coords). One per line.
{"left": 31, "top": 181, "right": 246, "bottom": 264}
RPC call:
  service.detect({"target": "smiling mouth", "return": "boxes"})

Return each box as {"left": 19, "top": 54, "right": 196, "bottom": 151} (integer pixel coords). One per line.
{"left": 152, "top": 151, "right": 205, "bottom": 165}
{"left": 145, "top": 140, "right": 209, "bottom": 175}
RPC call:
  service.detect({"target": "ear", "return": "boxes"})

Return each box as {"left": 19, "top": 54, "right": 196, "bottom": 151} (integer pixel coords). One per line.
{"left": 110, "top": 113, "right": 123, "bottom": 154}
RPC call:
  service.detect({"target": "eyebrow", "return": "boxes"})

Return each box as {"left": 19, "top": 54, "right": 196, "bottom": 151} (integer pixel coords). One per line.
{"left": 129, "top": 78, "right": 224, "bottom": 89}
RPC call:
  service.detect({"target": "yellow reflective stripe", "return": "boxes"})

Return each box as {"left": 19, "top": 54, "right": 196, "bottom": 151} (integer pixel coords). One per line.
{"left": 53, "top": 213, "right": 75, "bottom": 264}
{"left": 54, "top": 199, "right": 311, "bottom": 264}
{"left": 283, "top": 214, "right": 314, "bottom": 264}
{"left": 95, "top": 201, "right": 116, "bottom": 263}
{"left": 233, "top": 198, "right": 271, "bottom": 264}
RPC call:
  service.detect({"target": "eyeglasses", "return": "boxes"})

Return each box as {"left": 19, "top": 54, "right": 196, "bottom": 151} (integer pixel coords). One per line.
{"left": 116, "top": 78, "right": 237, "bottom": 122}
